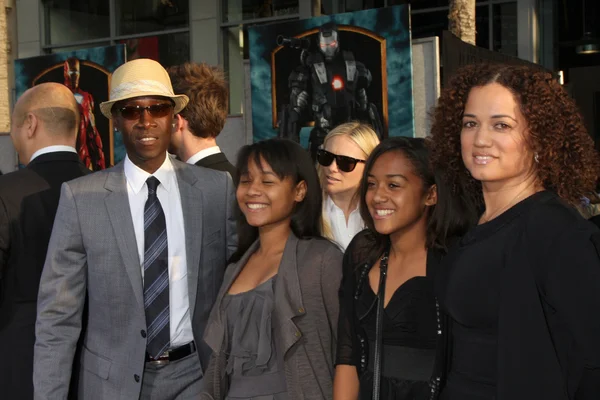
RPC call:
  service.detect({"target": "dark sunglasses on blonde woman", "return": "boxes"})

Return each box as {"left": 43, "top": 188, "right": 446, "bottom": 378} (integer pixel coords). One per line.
{"left": 117, "top": 103, "right": 174, "bottom": 120}
{"left": 316, "top": 149, "right": 365, "bottom": 173}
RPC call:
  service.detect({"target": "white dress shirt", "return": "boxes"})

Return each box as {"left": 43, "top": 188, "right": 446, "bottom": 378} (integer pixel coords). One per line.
{"left": 30, "top": 145, "right": 77, "bottom": 162}
{"left": 185, "top": 146, "right": 221, "bottom": 165}
{"left": 124, "top": 154, "right": 193, "bottom": 348}
{"left": 325, "top": 196, "right": 365, "bottom": 251}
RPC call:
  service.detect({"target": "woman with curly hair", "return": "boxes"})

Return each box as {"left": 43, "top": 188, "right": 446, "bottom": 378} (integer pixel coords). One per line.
{"left": 429, "top": 63, "right": 600, "bottom": 400}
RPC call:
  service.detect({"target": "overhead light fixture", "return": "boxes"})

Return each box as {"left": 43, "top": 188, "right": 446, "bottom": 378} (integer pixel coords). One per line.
{"left": 576, "top": 32, "right": 600, "bottom": 54}
{"left": 576, "top": 0, "right": 600, "bottom": 55}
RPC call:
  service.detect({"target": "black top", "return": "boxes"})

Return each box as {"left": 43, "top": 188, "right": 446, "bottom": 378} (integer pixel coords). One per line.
{"left": 337, "top": 230, "right": 444, "bottom": 399}
{"left": 437, "top": 191, "right": 600, "bottom": 400}
{"left": 440, "top": 191, "right": 542, "bottom": 399}
{"left": 588, "top": 213, "right": 600, "bottom": 229}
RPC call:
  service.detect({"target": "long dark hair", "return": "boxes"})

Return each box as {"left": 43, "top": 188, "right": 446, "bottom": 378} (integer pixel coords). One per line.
{"left": 358, "top": 137, "right": 476, "bottom": 256}
{"left": 230, "top": 138, "right": 323, "bottom": 262}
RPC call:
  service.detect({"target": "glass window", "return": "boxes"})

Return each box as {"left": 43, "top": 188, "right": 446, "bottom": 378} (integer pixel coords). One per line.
{"left": 475, "top": 5, "right": 489, "bottom": 50}
{"left": 118, "top": 32, "right": 190, "bottom": 67}
{"left": 44, "top": 0, "right": 110, "bottom": 45}
{"left": 344, "top": 0, "right": 384, "bottom": 12}
{"left": 493, "top": 2, "right": 518, "bottom": 56}
{"left": 389, "top": 0, "right": 486, "bottom": 11}
{"left": 320, "top": 0, "right": 343, "bottom": 15}
{"left": 411, "top": 10, "right": 448, "bottom": 40}
{"left": 394, "top": 0, "right": 446, "bottom": 10}
{"left": 50, "top": 42, "right": 111, "bottom": 53}
{"left": 222, "top": 0, "right": 299, "bottom": 23}
{"left": 115, "top": 0, "right": 189, "bottom": 36}
{"left": 411, "top": 6, "right": 489, "bottom": 51}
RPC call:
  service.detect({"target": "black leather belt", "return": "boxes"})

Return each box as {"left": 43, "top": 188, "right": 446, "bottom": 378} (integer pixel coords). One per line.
{"left": 145, "top": 341, "right": 196, "bottom": 364}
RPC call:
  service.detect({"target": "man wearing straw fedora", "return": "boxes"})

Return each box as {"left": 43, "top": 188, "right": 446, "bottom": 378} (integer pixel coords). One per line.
{"left": 33, "top": 58, "right": 237, "bottom": 400}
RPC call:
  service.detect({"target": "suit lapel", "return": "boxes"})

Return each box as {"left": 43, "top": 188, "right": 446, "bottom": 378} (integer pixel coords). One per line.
{"left": 174, "top": 162, "right": 203, "bottom": 318}
{"left": 274, "top": 233, "right": 306, "bottom": 356}
{"left": 104, "top": 163, "right": 144, "bottom": 307}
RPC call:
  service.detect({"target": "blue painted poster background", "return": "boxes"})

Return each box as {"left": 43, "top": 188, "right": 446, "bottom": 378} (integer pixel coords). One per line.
{"left": 248, "top": 5, "right": 414, "bottom": 147}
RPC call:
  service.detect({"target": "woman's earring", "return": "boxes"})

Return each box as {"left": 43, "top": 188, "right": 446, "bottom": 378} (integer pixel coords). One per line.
{"left": 534, "top": 152, "right": 540, "bottom": 163}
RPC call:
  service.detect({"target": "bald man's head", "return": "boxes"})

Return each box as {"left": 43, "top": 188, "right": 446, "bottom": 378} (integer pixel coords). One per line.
{"left": 13, "top": 82, "right": 79, "bottom": 137}
{"left": 11, "top": 83, "right": 80, "bottom": 164}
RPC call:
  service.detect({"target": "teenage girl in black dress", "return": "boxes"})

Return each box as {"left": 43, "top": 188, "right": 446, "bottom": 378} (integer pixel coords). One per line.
{"left": 334, "top": 137, "right": 474, "bottom": 399}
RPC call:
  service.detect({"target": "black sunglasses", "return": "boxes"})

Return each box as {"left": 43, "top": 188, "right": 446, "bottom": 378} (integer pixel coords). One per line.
{"left": 316, "top": 149, "right": 365, "bottom": 172}
{"left": 117, "top": 103, "right": 174, "bottom": 120}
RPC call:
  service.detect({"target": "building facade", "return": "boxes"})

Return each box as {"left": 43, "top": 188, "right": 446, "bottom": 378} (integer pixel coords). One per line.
{"left": 0, "top": 0, "right": 596, "bottom": 172}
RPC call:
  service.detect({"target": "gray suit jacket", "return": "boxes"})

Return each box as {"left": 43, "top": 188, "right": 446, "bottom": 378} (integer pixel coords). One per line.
{"left": 202, "top": 233, "right": 343, "bottom": 400}
{"left": 33, "top": 159, "right": 237, "bottom": 400}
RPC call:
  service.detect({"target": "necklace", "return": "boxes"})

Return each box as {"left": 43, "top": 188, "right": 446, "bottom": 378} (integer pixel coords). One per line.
{"left": 479, "top": 186, "right": 538, "bottom": 224}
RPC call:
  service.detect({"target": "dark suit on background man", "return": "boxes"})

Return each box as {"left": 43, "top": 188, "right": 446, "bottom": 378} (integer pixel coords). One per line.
{"left": 192, "top": 150, "right": 237, "bottom": 182}
{"left": 195, "top": 152, "right": 236, "bottom": 178}
{"left": 0, "top": 83, "right": 88, "bottom": 399}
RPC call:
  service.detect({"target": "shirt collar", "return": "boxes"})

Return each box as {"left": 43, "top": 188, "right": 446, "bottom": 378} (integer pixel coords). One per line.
{"left": 326, "top": 196, "right": 338, "bottom": 214}
{"left": 186, "top": 146, "right": 221, "bottom": 165}
{"left": 30, "top": 145, "right": 77, "bottom": 162}
{"left": 124, "top": 153, "right": 174, "bottom": 194}
{"left": 326, "top": 195, "right": 360, "bottom": 215}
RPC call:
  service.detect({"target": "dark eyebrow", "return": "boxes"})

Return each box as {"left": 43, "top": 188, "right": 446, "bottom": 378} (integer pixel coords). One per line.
{"left": 386, "top": 174, "right": 408, "bottom": 180}
{"left": 463, "top": 113, "right": 517, "bottom": 123}
{"left": 367, "top": 173, "right": 408, "bottom": 180}
{"left": 261, "top": 171, "right": 278, "bottom": 177}
{"left": 491, "top": 114, "right": 517, "bottom": 122}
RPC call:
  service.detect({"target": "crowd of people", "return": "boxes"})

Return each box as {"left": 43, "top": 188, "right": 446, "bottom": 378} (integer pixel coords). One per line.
{"left": 0, "top": 57, "right": 599, "bottom": 400}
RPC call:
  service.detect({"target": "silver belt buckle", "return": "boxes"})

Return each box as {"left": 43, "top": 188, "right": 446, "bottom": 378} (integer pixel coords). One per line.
{"left": 148, "top": 350, "right": 170, "bottom": 365}
{"left": 149, "top": 358, "right": 169, "bottom": 366}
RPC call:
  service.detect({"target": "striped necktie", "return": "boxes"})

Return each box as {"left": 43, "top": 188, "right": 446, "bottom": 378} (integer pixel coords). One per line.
{"left": 143, "top": 176, "right": 170, "bottom": 358}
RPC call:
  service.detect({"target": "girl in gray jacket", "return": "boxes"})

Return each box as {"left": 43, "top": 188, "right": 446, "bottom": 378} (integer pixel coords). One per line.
{"left": 202, "top": 139, "right": 343, "bottom": 400}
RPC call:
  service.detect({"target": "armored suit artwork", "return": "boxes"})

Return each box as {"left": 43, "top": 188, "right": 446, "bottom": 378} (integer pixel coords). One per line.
{"left": 64, "top": 57, "right": 106, "bottom": 171}
{"left": 278, "top": 22, "right": 383, "bottom": 159}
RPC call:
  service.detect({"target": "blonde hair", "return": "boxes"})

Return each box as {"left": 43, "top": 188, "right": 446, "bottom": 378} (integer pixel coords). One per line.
{"left": 317, "top": 122, "right": 381, "bottom": 242}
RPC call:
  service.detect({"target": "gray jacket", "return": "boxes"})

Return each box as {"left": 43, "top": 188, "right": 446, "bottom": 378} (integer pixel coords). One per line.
{"left": 203, "top": 233, "right": 343, "bottom": 399}
{"left": 33, "top": 159, "right": 237, "bottom": 400}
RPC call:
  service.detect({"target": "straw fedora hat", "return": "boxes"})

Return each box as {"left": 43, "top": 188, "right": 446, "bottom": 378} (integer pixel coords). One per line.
{"left": 99, "top": 58, "right": 189, "bottom": 118}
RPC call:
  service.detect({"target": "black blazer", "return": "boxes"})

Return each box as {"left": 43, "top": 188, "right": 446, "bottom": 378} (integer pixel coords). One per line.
{"left": 195, "top": 152, "right": 237, "bottom": 183}
{"left": 588, "top": 214, "right": 600, "bottom": 229}
{"left": 0, "top": 151, "right": 89, "bottom": 399}
{"left": 437, "top": 191, "right": 600, "bottom": 400}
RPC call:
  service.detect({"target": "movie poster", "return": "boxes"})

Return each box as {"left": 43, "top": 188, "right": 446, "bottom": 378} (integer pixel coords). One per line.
{"left": 248, "top": 5, "right": 414, "bottom": 150}
{"left": 15, "top": 44, "right": 126, "bottom": 170}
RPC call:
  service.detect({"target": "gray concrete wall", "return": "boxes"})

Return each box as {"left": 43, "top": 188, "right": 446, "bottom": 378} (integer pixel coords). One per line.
{"left": 217, "top": 115, "right": 246, "bottom": 164}
{"left": 412, "top": 37, "right": 441, "bottom": 138}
